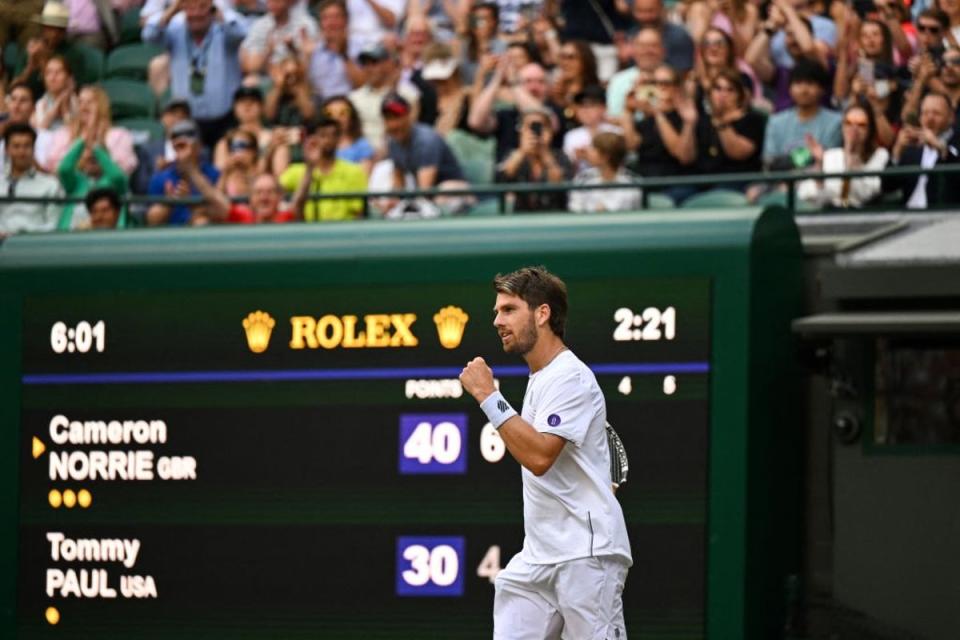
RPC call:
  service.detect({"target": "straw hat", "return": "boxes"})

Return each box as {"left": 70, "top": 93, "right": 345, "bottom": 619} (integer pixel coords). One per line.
{"left": 34, "top": 2, "right": 70, "bottom": 29}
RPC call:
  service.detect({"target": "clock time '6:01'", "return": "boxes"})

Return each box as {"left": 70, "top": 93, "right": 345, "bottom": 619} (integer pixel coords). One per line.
{"left": 50, "top": 321, "right": 106, "bottom": 354}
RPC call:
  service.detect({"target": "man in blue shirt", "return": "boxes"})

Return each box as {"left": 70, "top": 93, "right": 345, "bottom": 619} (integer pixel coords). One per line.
{"left": 142, "top": 0, "right": 248, "bottom": 149}
{"left": 763, "top": 59, "right": 842, "bottom": 168}
{"left": 146, "top": 120, "right": 221, "bottom": 225}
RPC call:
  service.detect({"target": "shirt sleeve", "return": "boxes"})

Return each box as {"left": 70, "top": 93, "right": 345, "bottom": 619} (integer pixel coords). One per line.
{"left": 534, "top": 371, "right": 596, "bottom": 448}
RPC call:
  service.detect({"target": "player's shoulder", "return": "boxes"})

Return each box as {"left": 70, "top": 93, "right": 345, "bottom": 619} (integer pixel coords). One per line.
{"left": 540, "top": 351, "right": 597, "bottom": 391}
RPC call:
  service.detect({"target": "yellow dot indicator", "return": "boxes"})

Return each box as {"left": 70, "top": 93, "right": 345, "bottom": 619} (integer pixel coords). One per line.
{"left": 45, "top": 606, "right": 60, "bottom": 625}
{"left": 62, "top": 489, "right": 77, "bottom": 509}
{"left": 77, "top": 489, "right": 92, "bottom": 508}
{"left": 48, "top": 490, "right": 62, "bottom": 509}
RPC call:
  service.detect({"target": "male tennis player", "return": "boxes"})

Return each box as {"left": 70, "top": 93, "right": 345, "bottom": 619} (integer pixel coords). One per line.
{"left": 459, "top": 266, "right": 632, "bottom": 639}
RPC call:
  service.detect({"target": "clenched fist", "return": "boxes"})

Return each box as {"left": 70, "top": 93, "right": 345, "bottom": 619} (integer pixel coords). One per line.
{"left": 460, "top": 357, "right": 496, "bottom": 403}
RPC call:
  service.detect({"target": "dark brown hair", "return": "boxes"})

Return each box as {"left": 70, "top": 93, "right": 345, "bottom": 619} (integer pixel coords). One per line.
{"left": 493, "top": 266, "right": 568, "bottom": 338}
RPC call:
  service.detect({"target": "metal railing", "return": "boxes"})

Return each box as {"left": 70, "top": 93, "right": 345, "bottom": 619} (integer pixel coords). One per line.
{"left": 4, "top": 164, "right": 960, "bottom": 220}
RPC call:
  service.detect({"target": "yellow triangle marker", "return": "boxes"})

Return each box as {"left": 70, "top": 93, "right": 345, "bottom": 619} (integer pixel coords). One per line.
{"left": 32, "top": 437, "right": 45, "bottom": 459}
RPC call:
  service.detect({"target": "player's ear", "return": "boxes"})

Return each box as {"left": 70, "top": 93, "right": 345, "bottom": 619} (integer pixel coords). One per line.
{"left": 536, "top": 303, "right": 551, "bottom": 328}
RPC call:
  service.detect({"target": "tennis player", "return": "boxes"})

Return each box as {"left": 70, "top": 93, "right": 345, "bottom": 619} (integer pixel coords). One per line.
{"left": 459, "top": 266, "right": 633, "bottom": 639}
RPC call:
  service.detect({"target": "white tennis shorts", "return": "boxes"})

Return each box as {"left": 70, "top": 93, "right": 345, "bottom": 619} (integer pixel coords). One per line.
{"left": 493, "top": 554, "right": 629, "bottom": 640}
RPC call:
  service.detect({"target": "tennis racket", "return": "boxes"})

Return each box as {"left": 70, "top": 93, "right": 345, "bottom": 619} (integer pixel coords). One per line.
{"left": 605, "top": 421, "right": 629, "bottom": 489}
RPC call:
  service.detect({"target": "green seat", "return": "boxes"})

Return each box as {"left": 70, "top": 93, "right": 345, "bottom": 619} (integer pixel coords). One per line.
{"left": 100, "top": 79, "right": 156, "bottom": 119}
{"left": 105, "top": 43, "right": 164, "bottom": 81}
{"left": 681, "top": 189, "right": 749, "bottom": 209}
{"left": 445, "top": 129, "right": 495, "bottom": 185}
{"left": 116, "top": 117, "right": 165, "bottom": 144}
{"left": 646, "top": 192, "right": 675, "bottom": 210}
{"left": 72, "top": 43, "right": 105, "bottom": 84}
{"left": 119, "top": 6, "right": 143, "bottom": 44}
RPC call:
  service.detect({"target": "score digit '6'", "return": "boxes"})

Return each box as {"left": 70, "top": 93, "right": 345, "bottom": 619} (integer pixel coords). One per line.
{"left": 479, "top": 423, "right": 505, "bottom": 463}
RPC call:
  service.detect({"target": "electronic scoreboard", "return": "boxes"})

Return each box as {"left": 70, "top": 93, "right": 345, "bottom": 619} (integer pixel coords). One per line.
{"left": 0, "top": 210, "right": 803, "bottom": 638}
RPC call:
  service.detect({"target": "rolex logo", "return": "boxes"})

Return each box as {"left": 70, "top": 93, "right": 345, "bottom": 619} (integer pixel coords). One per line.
{"left": 242, "top": 311, "right": 276, "bottom": 354}
{"left": 433, "top": 306, "right": 469, "bottom": 349}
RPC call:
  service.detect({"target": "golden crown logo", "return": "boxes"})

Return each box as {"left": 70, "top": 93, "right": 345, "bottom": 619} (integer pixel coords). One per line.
{"left": 242, "top": 311, "right": 276, "bottom": 354}
{"left": 433, "top": 306, "right": 469, "bottom": 349}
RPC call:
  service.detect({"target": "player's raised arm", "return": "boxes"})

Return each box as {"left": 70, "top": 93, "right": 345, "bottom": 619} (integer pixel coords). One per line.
{"left": 460, "top": 357, "right": 566, "bottom": 476}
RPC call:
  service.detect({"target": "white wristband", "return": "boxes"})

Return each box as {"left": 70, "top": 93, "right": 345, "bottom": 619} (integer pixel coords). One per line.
{"left": 480, "top": 390, "right": 517, "bottom": 429}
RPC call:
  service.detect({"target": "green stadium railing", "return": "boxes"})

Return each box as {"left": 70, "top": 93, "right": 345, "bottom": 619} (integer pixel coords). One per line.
{"left": 3, "top": 164, "right": 960, "bottom": 221}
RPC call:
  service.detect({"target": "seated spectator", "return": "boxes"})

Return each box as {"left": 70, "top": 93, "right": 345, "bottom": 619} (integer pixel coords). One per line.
{"left": 142, "top": 0, "right": 248, "bottom": 149}
{"left": 216, "top": 129, "right": 260, "bottom": 200}
{"left": 82, "top": 187, "right": 123, "bottom": 229}
{"left": 346, "top": 0, "right": 406, "bottom": 59}
{"left": 569, "top": 131, "right": 641, "bottom": 213}
{"left": 56, "top": 119, "right": 129, "bottom": 229}
{"left": 834, "top": 18, "right": 906, "bottom": 147}
{"left": 691, "top": 28, "right": 767, "bottom": 111}
{"left": 265, "top": 55, "right": 318, "bottom": 128}
{"left": 349, "top": 44, "right": 420, "bottom": 153}
{"left": 527, "top": 14, "right": 562, "bottom": 71}
{"left": 30, "top": 56, "right": 75, "bottom": 135}
{"left": 455, "top": 1, "right": 507, "bottom": 86}
{"left": 685, "top": 0, "right": 760, "bottom": 56}
{"left": 496, "top": 0, "right": 544, "bottom": 35}
{"left": 564, "top": 84, "right": 623, "bottom": 174}
{"left": 132, "top": 97, "right": 194, "bottom": 194}
{"left": 239, "top": 0, "right": 318, "bottom": 79}
{"left": 607, "top": 28, "right": 667, "bottom": 119}
{"left": 0, "top": 82, "right": 40, "bottom": 175}
{"left": 695, "top": 69, "right": 766, "bottom": 185}
{"left": 407, "top": 0, "right": 461, "bottom": 44}
{"left": 12, "top": 2, "right": 93, "bottom": 97}
{"left": 400, "top": 16, "right": 438, "bottom": 127}
{"left": 888, "top": 92, "right": 960, "bottom": 208}
{"left": 798, "top": 102, "right": 889, "bottom": 208}
{"left": 495, "top": 107, "right": 574, "bottom": 212}
{"left": 907, "top": 9, "right": 949, "bottom": 80}
{"left": 45, "top": 86, "right": 137, "bottom": 176}
{"left": 550, "top": 40, "right": 599, "bottom": 131}
{"left": 228, "top": 173, "right": 295, "bottom": 223}
{"left": 213, "top": 87, "right": 289, "bottom": 176}
{"left": 555, "top": 0, "right": 631, "bottom": 83}
{"left": 469, "top": 60, "right": 566, "bottom": 163}
{"left": 0, "top": 123, "right": 62, "bottom": 236}
{"left": 624, "top": 0, "right": 694, "bottom": 73}
{"left": 421, "top": 43, "right": 473, "bottom": 136}
{"left": 382, "top": 92, "right": 470, "bottom": 211}
{"left": 763, "top": 59, "right": 842, "bottom": 169}
{"left": 306, "top": 0, "right": 362, "bottom": 101}
{"left": 280, "top": 117, "right": 367, "bottom": 221}
{"left": 321, "top": 95, "right": 376, "bottom": 173}
{"left": 745, "top": 0, "right": 833, "bottom": 111}
{"left": 622, "top": 64, "right": 698, "bottom": 203}
{"left": 146, "top": 119, "right": 220, "bottom": 225}
{"left": 903, "top": 47, "right": 960, "bottom": 123}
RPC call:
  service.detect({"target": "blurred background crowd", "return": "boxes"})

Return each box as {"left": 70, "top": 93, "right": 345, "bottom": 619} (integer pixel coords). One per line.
{"left": 2, "top": 0, "right": 960, "bottom": 232}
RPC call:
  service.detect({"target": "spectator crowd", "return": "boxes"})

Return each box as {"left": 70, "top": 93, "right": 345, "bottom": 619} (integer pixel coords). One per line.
{"left": 3, "top": 0, "right": 960, "bottom": 234}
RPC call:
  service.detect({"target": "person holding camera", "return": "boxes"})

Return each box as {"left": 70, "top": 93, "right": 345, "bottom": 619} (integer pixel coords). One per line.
{"left": 888, "top": 91, "right": 960, "bottom": 209}
{"left": 833, "top": 17, "right": 907, "bottom": 147}
{"left": 142, "top": 0, "right": 248, "bottom": 150}
{"left": 239, "top": 0, "right": 317, "bottom": 79}
{"left": 621, "top": 64, "right": 698, "bottom": 202}
{"left": 694, "top": 69, "right": 766, "bottom": 185}
{"left": 495, "top": 107, "right": 574, "bottom": 212}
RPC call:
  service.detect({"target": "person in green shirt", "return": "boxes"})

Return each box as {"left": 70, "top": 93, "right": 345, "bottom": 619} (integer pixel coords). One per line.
{"left": 57, "top": 122, "right": 128, "bottom": 229}
{"left": 285, "top": 117, "right": 367, "bottom": 222}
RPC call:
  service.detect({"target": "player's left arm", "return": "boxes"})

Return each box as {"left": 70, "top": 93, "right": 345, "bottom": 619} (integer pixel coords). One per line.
{"left": 460, "top": 357, "right": 566, "bottom": 476}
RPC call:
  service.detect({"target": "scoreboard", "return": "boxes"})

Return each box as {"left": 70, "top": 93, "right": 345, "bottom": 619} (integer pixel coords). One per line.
{"left": 0, "top": 210, "right": 803, "bottom": 638}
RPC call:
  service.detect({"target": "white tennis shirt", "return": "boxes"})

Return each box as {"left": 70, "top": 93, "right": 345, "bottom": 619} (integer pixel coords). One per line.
{"left": 518, "top": 350, "right": 633, "bottom": 566}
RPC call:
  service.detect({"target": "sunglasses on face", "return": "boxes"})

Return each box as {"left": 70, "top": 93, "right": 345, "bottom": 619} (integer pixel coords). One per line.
{"left": 702, "top": 37, "right": 726, "bottom": 47}
{"left": 653, "top": 78, "right": 674, "bottom": 86}
{"left": 917, "top": 23, "right": 942, "bottom": 33}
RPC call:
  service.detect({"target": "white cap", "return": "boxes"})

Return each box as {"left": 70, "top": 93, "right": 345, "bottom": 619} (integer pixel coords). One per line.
{"left": 422, "top": 58, "right": 458, "bottom": 81}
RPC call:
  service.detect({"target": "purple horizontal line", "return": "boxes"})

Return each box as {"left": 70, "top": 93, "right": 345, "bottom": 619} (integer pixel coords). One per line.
{"left": 21, "top": 362, "right": 709, "bottom": 385}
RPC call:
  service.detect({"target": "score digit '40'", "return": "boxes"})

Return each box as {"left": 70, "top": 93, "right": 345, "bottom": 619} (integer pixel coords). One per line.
{"left": 398, "top": 414, "right": 506, "bottom": 474}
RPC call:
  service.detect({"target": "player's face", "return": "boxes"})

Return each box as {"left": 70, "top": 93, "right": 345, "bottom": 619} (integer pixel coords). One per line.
{"left": 493, "top": 293, "right": 540, "bottom": 355}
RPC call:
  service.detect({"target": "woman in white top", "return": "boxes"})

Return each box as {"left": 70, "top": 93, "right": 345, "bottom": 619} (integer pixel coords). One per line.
{"left": 797, "top": 102, "right": 889, "bottom": 209}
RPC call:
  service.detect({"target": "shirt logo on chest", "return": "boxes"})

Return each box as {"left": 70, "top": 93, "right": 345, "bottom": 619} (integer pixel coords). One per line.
{"left": 547, "top": 414, "right": 561, "bottom": 427}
